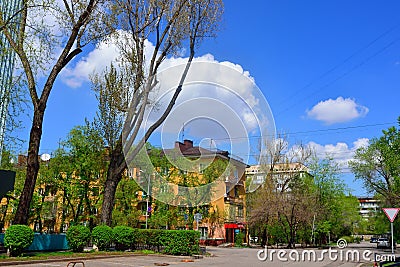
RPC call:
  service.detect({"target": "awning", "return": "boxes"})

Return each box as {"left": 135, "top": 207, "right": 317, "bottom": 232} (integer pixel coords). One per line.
{"left": 224, "top": 223, "right": 245, "bottom": 229}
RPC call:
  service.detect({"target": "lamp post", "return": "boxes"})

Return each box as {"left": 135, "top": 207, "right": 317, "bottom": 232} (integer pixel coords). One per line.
{"left": 140, "top": 170, "right": 150, "bottom": 229}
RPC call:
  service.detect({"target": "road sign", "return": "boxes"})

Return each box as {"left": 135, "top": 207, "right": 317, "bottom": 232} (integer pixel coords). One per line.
{"left": 194, "top": 213, "right": 202, "bottom": 222}
{"left": 194, "top": 213, "right": 202, "bottom": 231}
{"left": 382, "top": 208, "right": 400, "bottom": 222}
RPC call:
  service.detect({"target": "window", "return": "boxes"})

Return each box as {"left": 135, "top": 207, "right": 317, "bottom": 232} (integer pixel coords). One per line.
{"left": 199, "top": 164, "right": 205, "bottom": 174}
{"left": 229, "top": 206, "right": 236, "bottom": 221}
{"left": 34, "top": 222, "right": 40, "bottom": 232}
{"left": 141, "top": 203, "right": 147, "bottom": 215}
{"left": 237, "top": 206, "right": 244, "bottom": 218}
{"left": 163, "top": 167, "right": 169, "bottom": 176}
{"left": 159, "top": 183, "right": 168, "bottom": 194}
{"left": 199, "top": 227, "right": 208, "bottom": 239}
{"left": 234, "top": 186, "right": 239, "bottom": 198}
{"left": 256, "top": 175, "right": 264, "bottom": 184}
{"left": 234, "top": 169, "right": 239, "bottom": 183}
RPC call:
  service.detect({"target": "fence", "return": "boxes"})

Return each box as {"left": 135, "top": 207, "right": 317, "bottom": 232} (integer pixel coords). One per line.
{"left": 0, "top": 233, "right": 69, "bottom": 251}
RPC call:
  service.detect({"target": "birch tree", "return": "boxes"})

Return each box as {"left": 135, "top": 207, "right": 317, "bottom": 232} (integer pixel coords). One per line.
{"left": 0, "top": 0, "right": 114, "bottom": 224}
{"left": 91, "top": 0, "right": 223, "bottom": 225}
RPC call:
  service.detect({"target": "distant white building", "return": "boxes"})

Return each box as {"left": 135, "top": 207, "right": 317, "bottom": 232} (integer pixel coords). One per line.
{"left": 246, "top": 163, "right": 310, "bottom": 193}
{"left": 358, "top": 197, "right": 380, "bottom": 218}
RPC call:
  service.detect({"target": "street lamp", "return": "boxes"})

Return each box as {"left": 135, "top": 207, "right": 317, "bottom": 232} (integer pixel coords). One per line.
{"left": 140, "top": 170, "right": 150, "bottom": 229}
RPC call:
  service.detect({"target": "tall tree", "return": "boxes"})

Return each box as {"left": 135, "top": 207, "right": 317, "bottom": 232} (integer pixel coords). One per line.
{"left": 1, "top": 0, "right": 113, "bottom": 225}
{"left": 247, "top": 135, "right": 314, "bottom": 248}
{"left": 349, "top": 118, "right": 400, "bottom": 206}
{"left": 91, "top": 0, "right": 223, "bottom": 225}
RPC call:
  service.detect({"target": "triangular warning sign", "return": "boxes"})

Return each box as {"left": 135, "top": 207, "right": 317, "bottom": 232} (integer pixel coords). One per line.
{"left": 382, "top": 208, "right": 400, "bottom": 222}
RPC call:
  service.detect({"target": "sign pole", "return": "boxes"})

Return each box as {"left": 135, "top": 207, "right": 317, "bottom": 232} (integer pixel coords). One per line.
{"left": 391, "top": 222, "right": 394, "bottom": 254}
{"left": 382, "top": 207, "right": 400, "bottom": 254}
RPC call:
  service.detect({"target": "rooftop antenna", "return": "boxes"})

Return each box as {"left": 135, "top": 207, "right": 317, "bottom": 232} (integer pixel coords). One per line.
{"left": 181, "top": 123, "right": 185, "bottom": 141}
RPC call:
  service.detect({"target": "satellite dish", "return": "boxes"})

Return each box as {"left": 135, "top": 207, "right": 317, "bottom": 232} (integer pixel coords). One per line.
{"left": 41, "top": 153, "right": 51, "bottom": 161}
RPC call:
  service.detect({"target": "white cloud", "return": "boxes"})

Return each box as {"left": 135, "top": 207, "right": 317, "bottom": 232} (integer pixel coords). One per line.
{"left": 61, "top": 41, "right": 121, "bottom": 88}
{"left": 307, "top": 138, "right": 369, "bottom": 169}
{"left": 306, "top": 97, "right": 369, "bottom": 124}
{"left": 61, "top": 33, "right": 276, "bottom": 166}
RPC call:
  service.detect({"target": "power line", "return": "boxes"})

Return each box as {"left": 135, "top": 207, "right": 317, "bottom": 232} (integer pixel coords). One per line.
{"left": 276, "top": 23, "right": 400, "bottom": 108}
{"left": 210, "top": 121, "right": 396, "bottom": 141}
{"left": 276, "top": 26, "right": 400, "bottom": 117}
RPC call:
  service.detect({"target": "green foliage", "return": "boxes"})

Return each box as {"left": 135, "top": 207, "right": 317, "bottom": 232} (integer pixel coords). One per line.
{"left": 136, "top": 229, "right": 163, "bottom": 250}
{"left": 112, "top": 177, "right": 141, "bottom": 228}
{"left": 112, "top": 226, "right": 137, "bottom": 251}
{"left": 159, "top": 230, "right": 200, "bottom": 255}
{"left": 234, "top": 232, "right": 245, "bottom": 247}
{"left": 349, "top": 119, "right": 400, "bottom": 206}
{"left": 4, "top": 225, "right": 34, "bottom": 256}
{"left": 66, "top": 225, "right": 91, "bottom": 252}
{"left": 340, "top": 236, "right": 354, "bottom": 243}
{"left": 92, "top": 225, "right": 113, "bottom": 251}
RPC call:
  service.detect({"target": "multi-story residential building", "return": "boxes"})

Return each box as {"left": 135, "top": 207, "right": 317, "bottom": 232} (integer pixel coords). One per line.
{"left": 0, "top": 0, "right": 23, "bottom": 161}
{"left": 1, "top": 140, "right": 247, "bottom": 245}
{"left": 246, "top": 163, "right": 310, "bottom": 193}
{"left": 138, "top": 139, "right": 248, "bottom": 244}
{"left": 358, "top": 196, "right": 380, "bottom": 219}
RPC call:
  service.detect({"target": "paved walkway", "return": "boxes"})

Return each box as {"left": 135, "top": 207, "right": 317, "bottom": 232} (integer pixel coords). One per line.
{"left": 1, "top": 245, "right": 380, "bottom": 267}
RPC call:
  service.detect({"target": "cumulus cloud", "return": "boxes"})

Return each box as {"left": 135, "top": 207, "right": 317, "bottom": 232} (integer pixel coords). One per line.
{"left": 61, "top": 40, "right": 122, "bottom": 88}
{"left": 306, "top": 97, "right": 369, "bottom": 124}
{"left": 60, "top": 34, "right": 276, "bottom": 165}
{"left": 307, "top": 138, "right": 369, "bottom": 169}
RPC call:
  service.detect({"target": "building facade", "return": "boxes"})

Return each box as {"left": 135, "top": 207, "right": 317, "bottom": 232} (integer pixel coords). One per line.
{"left": 0, "top": 0, "right": 23, "bottom": 160}
{"left": 358, "top": 196, "right": 380, "bottom": 219}
{"left": 138, "top": 140, "right": 248, "bottom": 244}
{"left": 246, "top": 163, "right": 310, "bottom": 193}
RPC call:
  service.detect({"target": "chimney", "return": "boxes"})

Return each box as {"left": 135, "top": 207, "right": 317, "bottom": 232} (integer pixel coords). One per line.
{"left": 175, "top": 139, "right": 193, "bottom": 152}
{"left": 183, "top": 139, "right": 193, "bottom": 149}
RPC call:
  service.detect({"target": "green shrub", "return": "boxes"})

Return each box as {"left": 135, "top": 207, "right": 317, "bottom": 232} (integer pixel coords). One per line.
{"left": 66, "top": 225, "right": 91, "bottom": 252}
{"left": 92, "top": 225, "right": 113, "bottom": 251}
{"left": 159, "top": 230, "right": 200, "bottom": 255}
{"left": 137, "top": 229, "right": 162, "bottom": 249}
{"left": 112, "top": 226, "right": 136, "bottom": 251}
{"left": 235, "top": 232, "right": 245, "bottom": 247}
{"left": 339, "top": 236, "right": 354, "bottom": 244}
{"left": 4, "top": 225, "right": 34, "bottom": 256}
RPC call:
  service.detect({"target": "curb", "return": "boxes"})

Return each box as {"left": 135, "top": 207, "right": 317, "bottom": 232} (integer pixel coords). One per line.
{"left": 0, "top": 253, "right": 146, "bottom": 266}
{"left": 0, "top": 252, "right": 198, "bottom": 266}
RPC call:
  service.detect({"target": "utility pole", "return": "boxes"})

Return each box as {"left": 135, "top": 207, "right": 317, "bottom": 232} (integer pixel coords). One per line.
{"left": 140, "top": 170, "right": 151, "bottom": 229}
{"left": 145, "top": 174, "right": 150, "bottom": 229}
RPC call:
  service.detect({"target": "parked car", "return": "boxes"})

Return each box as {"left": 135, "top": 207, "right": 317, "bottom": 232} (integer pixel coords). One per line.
{"left": 370, "top": 237, "right": 378, "bottom": 243}
{"left": 377, "top": 238, "right": 396, "bottom": 249}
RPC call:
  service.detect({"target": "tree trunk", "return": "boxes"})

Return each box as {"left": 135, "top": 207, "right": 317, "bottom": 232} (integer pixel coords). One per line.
{"left": 13, "top": 109, "right": 44, "bottom": 225}
{"left": 100, "top": 141, "right": 125, "bottom": 226}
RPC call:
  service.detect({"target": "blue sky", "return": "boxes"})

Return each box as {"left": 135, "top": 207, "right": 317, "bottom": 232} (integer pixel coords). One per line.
{"left": 14, "top": 0, "right": 400, "bottom": 196}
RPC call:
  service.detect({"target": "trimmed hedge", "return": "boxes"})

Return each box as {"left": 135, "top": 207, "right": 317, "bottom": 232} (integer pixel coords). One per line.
{"left": 159, "top": 230, "right": 200, "bottom": 255}
{"left": 112, "top": 226, "right": 137, "bottom": 251}
{"left": 136, "top": 229, "right": 163, "bottom": 251}
{"left": 4, "top": 225, "right": 34, "bottom": 256}
{"left": 50, "top": 225, "right": 200, "bottom": 256}
{"left": 66, "top": 225, "right": 91, "bottom": 252}
{"left": 92, "top": 225, "right": 113, "bottom": 251}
